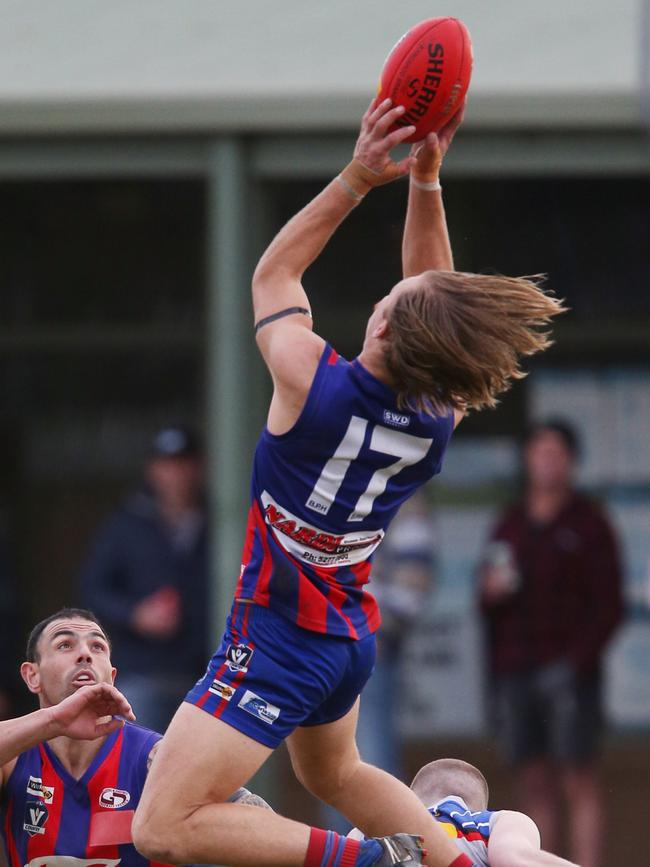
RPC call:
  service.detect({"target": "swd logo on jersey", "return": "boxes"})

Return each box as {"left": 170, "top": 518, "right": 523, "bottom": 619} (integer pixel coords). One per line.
{"left": 383, "top": 410, "right": 410, "bottom": 428}
{"left": 238, "top": 690, "right": 280, "bottom": 725}
{"left": 23, "top": 800, "right": 48, "bottom": 836}
{"left": 99, "top": 787, "right": 131, "bottom": 809}
{"left": 226, "top": 643, "right": 254, "bottom": 673}
{"left": 208, "top": 678, "right": 236, "bottom": 701}
{"left": 26, "top": 775, "right": 54, "bottom": 804}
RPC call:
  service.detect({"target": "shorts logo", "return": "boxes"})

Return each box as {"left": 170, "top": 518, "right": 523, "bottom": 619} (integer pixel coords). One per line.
{"left": 237, "top": 690, "right": 280, "bottom": 725}
{"left": 99, "top": 787, "right": 131, "bottom": 809}
{"left": 24, "top": 801, "right": 48, "bottom": 836}
{"left": 208, "top": 678, "right": 235, "bottom": 701}
{"left": 26, "top": 776, "right": 54, "bottom": 804}
{"left": 226, "top": 643, "right": 253, "bottom": 673}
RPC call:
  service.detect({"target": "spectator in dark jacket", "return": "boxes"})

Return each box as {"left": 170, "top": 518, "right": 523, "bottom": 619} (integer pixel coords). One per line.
{"left": 478, "top": 420, "right": 623, "bottom": 867}
{"left": 80, "top": 425, "right": 209, "bottom": 732}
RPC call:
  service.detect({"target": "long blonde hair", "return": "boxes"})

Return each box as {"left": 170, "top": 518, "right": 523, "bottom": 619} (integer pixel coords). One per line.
{"left": 385, "top": 270, "right": 566, "bottom": 415}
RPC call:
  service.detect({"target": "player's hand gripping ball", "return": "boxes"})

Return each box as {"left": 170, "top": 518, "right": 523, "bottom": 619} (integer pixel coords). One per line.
{"left": 378, "top": 17, "right": 473, "bottom": 143}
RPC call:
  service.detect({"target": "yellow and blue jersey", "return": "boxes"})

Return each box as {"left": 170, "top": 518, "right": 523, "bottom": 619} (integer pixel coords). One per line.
{"left": 430, "top": 796, "right": 498, "bottom": 867}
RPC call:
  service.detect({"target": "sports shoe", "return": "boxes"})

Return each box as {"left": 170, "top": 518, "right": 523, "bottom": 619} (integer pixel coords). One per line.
{"left": 369, "top": 834, "right": 426, "bottom": 867}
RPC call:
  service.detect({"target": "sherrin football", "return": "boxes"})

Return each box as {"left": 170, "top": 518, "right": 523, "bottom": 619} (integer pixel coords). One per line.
{"left": 378, "top": 17, "right": 473, "bottom": 142}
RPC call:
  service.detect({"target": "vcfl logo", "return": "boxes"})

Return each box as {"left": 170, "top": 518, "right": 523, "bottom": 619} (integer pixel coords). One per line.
{"left": 226, "top": 643, "right": 254, "bottom": 672}
{"left": 23, "top": 800, "right": 48, "bottom": 836}
{"left": 29, "top": 806, "right": 46, "bottom": 826}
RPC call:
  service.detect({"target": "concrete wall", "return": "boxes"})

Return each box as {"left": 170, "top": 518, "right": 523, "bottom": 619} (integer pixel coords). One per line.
{"left": 0, "top": 0, "right": 645, "bottom": 133}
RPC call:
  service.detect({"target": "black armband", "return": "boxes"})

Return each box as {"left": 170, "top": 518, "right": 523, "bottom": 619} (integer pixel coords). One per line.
{"left": 254, "top": 306, "right": 312, "bottom": 333}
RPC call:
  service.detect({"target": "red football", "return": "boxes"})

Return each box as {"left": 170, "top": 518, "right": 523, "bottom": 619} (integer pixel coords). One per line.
{"left": 378, "top": 17, "right": 473, "bottom": 142}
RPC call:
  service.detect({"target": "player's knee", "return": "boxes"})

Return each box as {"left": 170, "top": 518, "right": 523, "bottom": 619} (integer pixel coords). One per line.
{"left": 132, "top": 811, "right": 179, "bottom": 863}
{"left": 295, "top": 752, "right": 361, "bottom": 803}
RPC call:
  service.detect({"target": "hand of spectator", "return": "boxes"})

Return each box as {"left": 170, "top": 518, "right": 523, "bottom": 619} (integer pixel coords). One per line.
{"left": 47, "top": 683, "right": 135, "bottom": 740}
{"left": 480, "top": 563, "right": 519, "bottom": 602}
{"left": 479, "top": 541, "right": 520, "bottom": 603}
{"left": 131, "top": 586, "right": 181, "bottom": 640}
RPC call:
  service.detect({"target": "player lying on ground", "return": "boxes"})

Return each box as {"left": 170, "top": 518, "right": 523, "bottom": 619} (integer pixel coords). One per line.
{"left": 133, "top": 96, "right": 565, "bottom": 867}
{"left": 350, "top": 759, "right": 579, "bottom": 867}
{"left": 0, "top": 607, "right": 261, "bottom": 867}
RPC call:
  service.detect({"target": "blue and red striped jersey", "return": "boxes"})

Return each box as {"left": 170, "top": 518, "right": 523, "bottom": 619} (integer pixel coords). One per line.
{"left": 1, "top": 722, "right": 169, "bottom": 867}
{"left": 236, "top": 344, "right": 454, "bottom": 639}
{"left": 430, "top": 797, "right": 496, "bottom": 867}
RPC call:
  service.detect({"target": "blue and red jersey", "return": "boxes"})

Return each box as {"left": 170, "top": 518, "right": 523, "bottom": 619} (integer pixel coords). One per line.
{"left": 1, "top": 722, "right": 167, "bottom": 867}
{"left": 236, "top": 344, "right": 454, "bottom": 639}
{"left": 429, "top": 797, "right": 496, "bottom": 867}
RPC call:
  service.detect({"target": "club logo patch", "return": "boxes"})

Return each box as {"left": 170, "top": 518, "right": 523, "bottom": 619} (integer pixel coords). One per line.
{"left": 24, "top": 801, "right": 48, "bottom": 836}
{"left": 226, "top": 643, "right": 254, "bottom": 673}
{"left": 26, "top": 776, "right": 54, "bottom": 804}
{"left": 208, "top": 678, "right": 236, "bottom": 701}
{"left": 99, "top": 788, "right": 131, "bottom": 809}
{"left": 237, "top": 690, "right": 280, "bottom": 725}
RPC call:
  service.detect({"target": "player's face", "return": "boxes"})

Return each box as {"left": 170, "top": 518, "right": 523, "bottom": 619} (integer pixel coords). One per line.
{"left": 524, "top": 430, "right": 575, "bottom": 489}
{"left": 23, "top": 619, "right": 116, "bottom": 708}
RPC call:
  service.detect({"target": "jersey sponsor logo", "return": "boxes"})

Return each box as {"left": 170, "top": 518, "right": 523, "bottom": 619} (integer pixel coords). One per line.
{"left": 208, "top": 677, "right": 236, "bottom": 701}
{"left": 26, "top": 775, "right": 54, "bottom": 804}
{"left": 261, "top": 491, "right": 384, "bottom": 568}
{"left": 226, "top": 643, "right": 254, "bottom": 673}
{"left": 23, "top": 800, "right": 49, "bottom": 836}
{"left": 382, "top": 409, "right": 410, "bottom": 428}
{"left": 99, "top": 787, "right": 131, "bottom": 809}
{"left": 237, "top": 690, "right": 280, "bottom": 725}
{"left": 26, "top": 858, "right": 121, "bottom": 867}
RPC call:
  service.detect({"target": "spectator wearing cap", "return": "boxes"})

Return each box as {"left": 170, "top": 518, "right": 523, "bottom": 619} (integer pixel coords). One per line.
{"left": 79, "top": 426, "right": 209, "bottom": 732}
{"left": 478, "top": 419, "right": 623, "bottom": 867}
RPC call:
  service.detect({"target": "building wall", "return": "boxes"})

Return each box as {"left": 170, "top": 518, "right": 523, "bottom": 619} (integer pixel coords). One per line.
{"left": 0, "top": 0, "right": 643, "bottom": 132}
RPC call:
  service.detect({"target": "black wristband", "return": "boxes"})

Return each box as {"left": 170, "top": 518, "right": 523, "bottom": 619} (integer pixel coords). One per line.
{"left": 254, "top": 306, "right": 312, "bottom": 333}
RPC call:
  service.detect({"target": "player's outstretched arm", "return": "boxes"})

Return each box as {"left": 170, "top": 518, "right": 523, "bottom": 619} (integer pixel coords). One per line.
{"left": 253, "top": 98, "right": 416, "bottom": 420}
{"left": 488, "top": 810, "right": 579, "bottom": 867}
{"left": 402, "top": 103, "right": 465, "bottom": 278}
{"left": 0, "top": 683, "right": 135, "bottom": 785}
{"left": 253, "top": 97, "right": 415, "bottom": 328}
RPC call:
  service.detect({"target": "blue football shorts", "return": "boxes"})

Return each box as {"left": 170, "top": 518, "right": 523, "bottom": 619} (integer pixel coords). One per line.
{"left": 185, "top": 601, "right": 377, "bottom": 748}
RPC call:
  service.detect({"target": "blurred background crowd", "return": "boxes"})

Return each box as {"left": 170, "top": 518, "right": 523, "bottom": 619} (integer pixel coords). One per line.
{"left": 1, "top": 2, "right": 649, "bottom": 866}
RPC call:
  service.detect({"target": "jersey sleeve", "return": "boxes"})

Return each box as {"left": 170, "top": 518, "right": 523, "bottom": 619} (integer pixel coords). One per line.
{"left": 134, "top": 727, "right": 163, "bottom": 783}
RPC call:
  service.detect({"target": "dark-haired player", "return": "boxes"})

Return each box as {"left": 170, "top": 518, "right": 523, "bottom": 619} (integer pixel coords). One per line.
{"left": 0, "top": 608, "right": 265, "bottom": 867}
{"left": 0, "top": 608, "right": 147, "bottom": 865}
{"left": 134, "top": 96, "right": 564, "bottom": 867}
